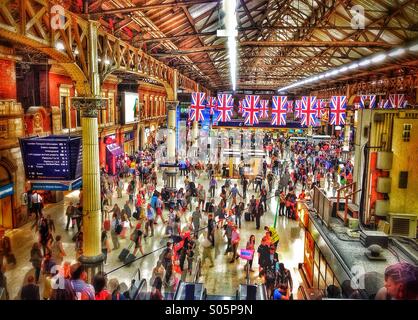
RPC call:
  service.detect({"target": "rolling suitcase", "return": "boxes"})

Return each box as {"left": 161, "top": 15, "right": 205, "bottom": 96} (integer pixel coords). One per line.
{"left": 118, "top": 242, "right": 133, "bottom": 262}
{"left": 245, "top": 211, "right": 251, "bottom": 221}
{"left": 124, "top": 253, "right": 136, "bottom": 266}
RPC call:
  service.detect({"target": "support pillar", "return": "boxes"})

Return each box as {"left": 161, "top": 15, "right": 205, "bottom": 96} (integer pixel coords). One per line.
{"left": 71, "top": 20, "right": 105, "bottom": 280}
{"left": 165, "top": 101, "right": 178, "bottom": 192}
{"left": 192, "top": 120, "right": 199, "bottom": 157}
{"left": 140, "top": 124, "right": 147, "bottom": 149}
{"left": 343, "top": 110, "right": 352, "bottom": 151}
{"left": 72, "top": 97, "right": 106, "bottom": 280}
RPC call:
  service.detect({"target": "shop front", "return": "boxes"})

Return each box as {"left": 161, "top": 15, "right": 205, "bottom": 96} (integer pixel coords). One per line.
{"left": 123, "top": 131, "right": 135, "bottom": 155}
{"left": 104, "top": 134, "right": 124, "bottom": 175}
{"left": 298, "top": 202, "right": 351, "bottom": 297}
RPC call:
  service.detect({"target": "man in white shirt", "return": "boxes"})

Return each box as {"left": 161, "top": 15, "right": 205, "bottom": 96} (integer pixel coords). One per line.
{"left": 31, "top": 191, "right": 43, "bottom": 219}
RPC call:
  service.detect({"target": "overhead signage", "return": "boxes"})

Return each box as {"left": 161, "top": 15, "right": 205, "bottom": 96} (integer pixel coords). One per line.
{"left": 0, "top": 183, "right": 13, "bottom": 199}
{"left": 31, "top": 178, "right": 82, "bottom": 191}
{"left": 19, "top": 136, "right": 82, "bottom": 181}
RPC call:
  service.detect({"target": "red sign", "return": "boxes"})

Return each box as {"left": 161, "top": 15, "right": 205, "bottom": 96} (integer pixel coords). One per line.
{"left": 104, "top": 135, "right": 116, "bottom": 144}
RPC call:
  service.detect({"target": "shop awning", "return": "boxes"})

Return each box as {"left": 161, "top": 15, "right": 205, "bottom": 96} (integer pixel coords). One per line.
{"left": 106, "top": 143, "right": 124, "bottom": 156}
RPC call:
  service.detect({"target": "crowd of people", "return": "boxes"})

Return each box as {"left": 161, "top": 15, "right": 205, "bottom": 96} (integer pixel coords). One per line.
{"left": 1, "top": 132, "right": 417, "bottom": 301}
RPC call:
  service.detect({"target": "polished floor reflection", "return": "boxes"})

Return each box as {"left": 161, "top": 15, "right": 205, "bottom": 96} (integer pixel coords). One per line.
{"left": 3, "top": 160, "right": 305, "bottom": 299}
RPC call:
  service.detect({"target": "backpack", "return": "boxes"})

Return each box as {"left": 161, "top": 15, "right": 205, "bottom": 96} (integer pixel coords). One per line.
{"left": 115, "top": 219, "right": 123, "bottom": 235}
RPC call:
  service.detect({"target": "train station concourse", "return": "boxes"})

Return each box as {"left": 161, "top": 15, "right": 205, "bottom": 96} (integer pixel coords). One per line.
{"left": 0, "top": 0, "right": 418, "bottom": 305}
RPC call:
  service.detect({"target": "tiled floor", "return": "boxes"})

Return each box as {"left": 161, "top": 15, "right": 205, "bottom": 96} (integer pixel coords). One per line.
{"left": 3, "top": 152, "right": 306, "bottom": 299}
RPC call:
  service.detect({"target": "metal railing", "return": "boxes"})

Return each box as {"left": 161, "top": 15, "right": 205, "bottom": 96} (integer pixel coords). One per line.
{"left": 104, "top": 225, "right": 209, "bottom": 276}
{"left": 134, "top": 278, "right": 148, "bottom": 300}
{"left": 193, "top": 258, "right": 202, "bottom": 283}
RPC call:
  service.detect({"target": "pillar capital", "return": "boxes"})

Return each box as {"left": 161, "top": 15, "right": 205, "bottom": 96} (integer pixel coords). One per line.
{"left": 71, "top": 96, "right": 108, "bottom": 118}
{"left": 166, "top": 100, "right": 178, "bottom": 111}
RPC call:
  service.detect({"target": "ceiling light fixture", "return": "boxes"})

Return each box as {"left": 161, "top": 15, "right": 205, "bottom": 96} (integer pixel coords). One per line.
{"left": 219, "top": 0, "right": 238, "bottom": 91}
{"left": 409, "top": 44, "right": 418, "bottom": 51}
{"left": 55, "top": 41, "right": 65, "bottom": 51}
{"left": 359, "top": 59, "right": 371, "bottom": 66}
{"left": 371, "top": 53, "right": 386, "bottom": 63}
{"left": 277, "top": 41, "right": 418, "bottom": 92}
{"left": 389, "top": 48, "right": 405, "bottom": 57}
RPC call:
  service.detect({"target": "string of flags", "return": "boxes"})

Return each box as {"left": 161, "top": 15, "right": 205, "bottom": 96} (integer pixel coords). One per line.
{"left": 188, "top": 92, "right": 409, "bottom": 126}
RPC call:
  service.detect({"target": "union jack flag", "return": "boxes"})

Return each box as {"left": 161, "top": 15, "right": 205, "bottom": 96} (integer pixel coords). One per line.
{"left": 259, "top": 100, "right": 269, "bottom": 118}
{"left": 243, "top": 95, "right": 260, "bottom": 125}
{"left": 216, "top": 94, "right": 233, "bottom": 122}
{"left": 294, "top": 100, "right": 302, "bottom": 118}
{"left": 300, "top": 96, "right": 318, "bottom": 127}
{"left": 287, "top": 100, "right": 294, "bottom": 113}
{"left": 389, "top": 94, "right": 406, "bottom": 109}
{"left": 360, "top": 95, "right": 376, "bottom": 109}
{"left": 189, "top": 92, "right": 206, "bottom": 121}
{"left": 207, "top": 96, "right": 217, "bottom": 115}
{"left": 271, "top": 96, "right": 288, "bottom": 126}
{"left": 238, "top": 99, "right": 245, "bottom": 114}
{"left": 316, "top": 99, "right": 327, "bottom": 119}
{"left": 329, "top": 96, "right": 347, "bottom": 126}
{"left": 378, "top": 98, "right": 390, "bottom": 109}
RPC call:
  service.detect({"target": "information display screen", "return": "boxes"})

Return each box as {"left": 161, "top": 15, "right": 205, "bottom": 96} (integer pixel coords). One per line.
{"left": 20, "top": 136, "right": 82, "bottom": 181}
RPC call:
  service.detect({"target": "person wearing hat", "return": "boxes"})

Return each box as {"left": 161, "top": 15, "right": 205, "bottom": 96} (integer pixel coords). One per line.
{"left": 375, "top": 262, "right": 418, "bottom": 300}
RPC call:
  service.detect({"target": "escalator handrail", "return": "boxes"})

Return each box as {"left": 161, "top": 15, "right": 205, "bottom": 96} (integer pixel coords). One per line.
{"left": 193, "top": 258, "right": 202, "bottom": 283}
{"left": 173, "top": 280, "right": 183, "bottom": 300}
{"left": 104, "top": 225, "right": 209, "bottom": 276}
{"left": 259, "top": 284, "right": 268, "bottom": 300}
{"left": 134, "top": 278, "right": 147, "bottom": 300}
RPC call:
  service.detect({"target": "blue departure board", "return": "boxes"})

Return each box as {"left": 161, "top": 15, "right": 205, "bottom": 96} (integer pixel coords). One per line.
{"left": 20, "top": 136, "right": 82, "bottom": 181}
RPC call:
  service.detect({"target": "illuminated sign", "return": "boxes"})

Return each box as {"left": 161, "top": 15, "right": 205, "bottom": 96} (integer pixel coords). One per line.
{"left": 19, "top": 136, "right": 82, "bottom": 181}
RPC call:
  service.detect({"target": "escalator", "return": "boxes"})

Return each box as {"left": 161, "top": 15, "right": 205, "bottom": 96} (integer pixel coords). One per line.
{"left": 173, "top": 283, "right": 268, "bottom": 300}
{"left": 122, "top": 268, "right": 148, "bottom": 300}
{"left": 173, "top": 281, "right": 206, "bottom": 300}
{"left": 236, "top": 284, "right": 268, "bottom": 300}
{"left": 172, "top": 257, "right": 268, "bottom": 300}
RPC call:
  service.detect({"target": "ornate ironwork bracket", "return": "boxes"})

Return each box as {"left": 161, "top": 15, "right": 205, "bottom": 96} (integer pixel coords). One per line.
{"left": 71, "top": 96, "right": 108, "bottom": 118}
